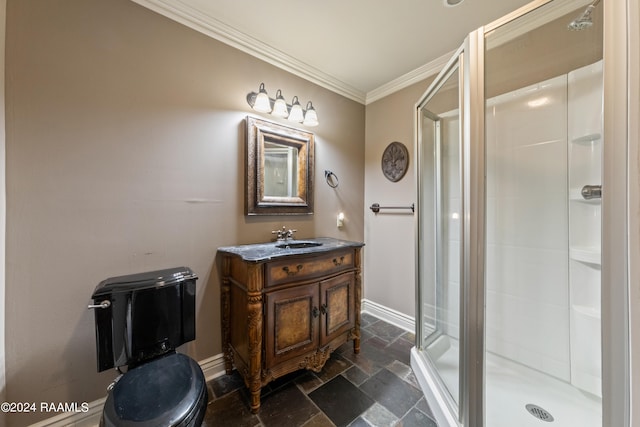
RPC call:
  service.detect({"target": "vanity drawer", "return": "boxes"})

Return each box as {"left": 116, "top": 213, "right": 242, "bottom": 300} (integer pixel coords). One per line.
{"left": 266, "top": 250, "right": 354, "bottom": 287}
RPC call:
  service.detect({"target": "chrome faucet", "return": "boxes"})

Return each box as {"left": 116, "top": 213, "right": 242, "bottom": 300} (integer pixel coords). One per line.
{"left": 272, "top": 226, "right": 297, "bottom": 241}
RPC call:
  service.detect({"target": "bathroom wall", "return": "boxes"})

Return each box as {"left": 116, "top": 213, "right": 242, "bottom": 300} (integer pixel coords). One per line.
{"left": 485, "top": 75, "right": 571, "bottom": 381}
{"left": 364, "top": 78, "right": 434, "bottom": 321}
{"left": 0, "top": 0, "right": 6, "bottom": 420}
{"left": 4, "top": 0, "right": 364, "bottom": 424}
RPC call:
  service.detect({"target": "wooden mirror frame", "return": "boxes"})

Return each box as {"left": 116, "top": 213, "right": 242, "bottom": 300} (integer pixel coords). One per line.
{"left": 245, "top": 116, "right": 315, "bottom": 215}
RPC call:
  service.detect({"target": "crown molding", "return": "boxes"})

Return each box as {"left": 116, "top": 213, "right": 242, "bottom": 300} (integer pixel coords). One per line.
{"left": 130, "top": 0, "right": 366, "bottom": 103}
{"left": 130, "top": 0, "right": 589, "bottom": 106}
{"left": 365, "top": 51, "right": 455, "bottom": 104}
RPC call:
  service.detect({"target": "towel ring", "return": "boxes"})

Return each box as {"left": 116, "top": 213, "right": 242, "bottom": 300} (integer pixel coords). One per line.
{"left": 324, "top": 170, "right": 339, "bottom": 188}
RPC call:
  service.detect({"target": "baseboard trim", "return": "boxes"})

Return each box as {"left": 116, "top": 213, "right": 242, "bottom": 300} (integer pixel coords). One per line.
{"left": 361, "top": 299, "right": 415, "bottom": 334}
{"left": 32, "top": 302, "right": 412, "bottom": 426}
{"left": 28, "top": 398, "right": 105, "bottom": 427}
{"left": 199, "top": 352, "right": 228, "bottom": 382}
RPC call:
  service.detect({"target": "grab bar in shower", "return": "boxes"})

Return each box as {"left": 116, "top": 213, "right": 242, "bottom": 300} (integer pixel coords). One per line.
{"left": 369, "top": 203, "right": 415, "bottom": 214}
{"left": 581, "top": 185, "right": 602, "bottom": 200}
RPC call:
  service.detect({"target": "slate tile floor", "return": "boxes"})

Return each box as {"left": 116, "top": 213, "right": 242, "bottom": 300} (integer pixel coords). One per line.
{"left": 202, "top": 314, "right": 438, "bottom": 427}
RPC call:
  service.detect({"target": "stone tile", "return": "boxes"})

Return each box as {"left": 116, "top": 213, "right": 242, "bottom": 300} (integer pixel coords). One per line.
{"left": 415, "top": 397, "right": 436, "bottom": 420}
{"left": 384, "top": 359, "right": 419, "bottom": 390}
{"left": 343, "top": 365, "right": 370, "bottom": 386}
{"left": 348, "top": 417, "right": 372, "bottom": 426}
{"left": 360, "top": 313, "right": 379, "bottom": 328}
{"left": 258, "top": 382, "right": 320, "bottom": 427}
{"left": 359, "top": 369, "right": 424, "bottom": 418}
{"left": 361, "top": 402, "right": 399, "bottom": 427}
{"left": 401, "top": 331, "right": 416, "bottom": 343}
{"left": 399, "top": 408, "right": 438, "bottom": 427}
{"left": 302, "top": 412, "right": 337, "bottom": 427}
{"left": 309, "top": 375, "right": 375, "bottom": 427}
{"left": 365, "top": 321, "right": 406, "bottom": 343}
{"left": 386, "top": 360, "right": 413, "bottom": 382}
{"left": 359, "top": 327, "right": 376, "bottom": 344}
{"left": 263, "top": 369, "right": 306, "bottom": 394}
{"left": 202, "top": 389, "right": 259, "bottom": 427}
{"left": 204, "top": 318, "right": 421, "bottom": 427}
{"left": 295, "top": 371, "right": 324, "bottom": 393}
{"left": 341, "top": 337, "right": 395, "bottom": 375}
{"left": 385, "top": 336, "right": 414, "bottom": 365}
{"left": 315, "top": 353, "right": 352, "bottom": 382}
{"left": 210, "top": 370, "right": 245, "bottom": 397}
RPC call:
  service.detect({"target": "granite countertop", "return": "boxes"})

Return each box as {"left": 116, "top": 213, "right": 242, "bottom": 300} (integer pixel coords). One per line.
{"left": 217, "top": 237, "right": 364, "bottom": 262}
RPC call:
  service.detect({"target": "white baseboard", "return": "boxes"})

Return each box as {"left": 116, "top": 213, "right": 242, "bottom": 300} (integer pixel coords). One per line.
{"left": 199, "top": 352, "right": 228, "bottom": 382}
{"left": 29, "top": 354, "right": 228, "bottom": 427}
{"left": 28, "top": 398, "right": 105, "bottom": 427}
{"left": 31, "top": 302, "right": 411, "bottom": 426}
{"left": 361, "top": 299, "right": 415, "bottom": 334}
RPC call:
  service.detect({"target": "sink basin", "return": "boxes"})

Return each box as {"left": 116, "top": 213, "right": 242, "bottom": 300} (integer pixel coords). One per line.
{"left": 275, "top": 241, "right": 323, "bottom": 249}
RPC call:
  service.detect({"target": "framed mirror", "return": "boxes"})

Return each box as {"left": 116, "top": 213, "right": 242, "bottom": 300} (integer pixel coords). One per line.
{"left": 245, "top": 116, "right": 314, "bottom": 215}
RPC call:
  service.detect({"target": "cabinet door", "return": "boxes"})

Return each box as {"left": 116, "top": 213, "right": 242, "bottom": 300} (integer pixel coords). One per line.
{"left": 320, "top": 272, "right": 355, "bottom": 346}
{"left": 264, "top": 283, "right": 319, "bottom": 368}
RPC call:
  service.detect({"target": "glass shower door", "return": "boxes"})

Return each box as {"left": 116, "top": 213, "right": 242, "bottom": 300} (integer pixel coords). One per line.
{"left": 417, "top": 53, "right": 463, "bottom": 414}
{"left": 483, "top": 1, "right": 603, "bottom": 425}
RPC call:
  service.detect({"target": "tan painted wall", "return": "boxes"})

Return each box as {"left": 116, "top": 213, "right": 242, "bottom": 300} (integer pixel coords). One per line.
{"left": 0, "top": 1, "right": 6, "bottom": 424}
{"left": 4, "top": 0, "right": 364, "bottom": 424}
{"left": 364, "top": 78, "right": 435, "bottom": 319}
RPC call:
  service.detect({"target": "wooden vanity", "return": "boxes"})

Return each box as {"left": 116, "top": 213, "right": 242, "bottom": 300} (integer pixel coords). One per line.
{"left": 217, "top": 237, "right": 364, "bottom": 413}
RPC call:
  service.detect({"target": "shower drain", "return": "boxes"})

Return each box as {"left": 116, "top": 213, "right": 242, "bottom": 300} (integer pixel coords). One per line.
{"left": 525, "top": 404, "right": 555, "bottom": 422}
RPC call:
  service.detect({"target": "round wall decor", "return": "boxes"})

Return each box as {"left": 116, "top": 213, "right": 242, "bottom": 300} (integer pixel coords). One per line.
{"left": 381, "top": 141, "right": 409, "bottom": 182}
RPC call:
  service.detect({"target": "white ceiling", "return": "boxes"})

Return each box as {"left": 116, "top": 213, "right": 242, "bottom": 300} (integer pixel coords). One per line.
{"left": 132, "top": 0, "right": 534, "bottom": 103}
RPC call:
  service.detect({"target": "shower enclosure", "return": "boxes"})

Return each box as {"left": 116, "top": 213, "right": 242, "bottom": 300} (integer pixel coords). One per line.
{"left": 412, "top": 0, "right": 630, "bottom": 426}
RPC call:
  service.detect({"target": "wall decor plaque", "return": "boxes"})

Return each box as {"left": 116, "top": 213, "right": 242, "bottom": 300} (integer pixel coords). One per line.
{"left": 381, "top": 141, "right": 409, "bottom": 182}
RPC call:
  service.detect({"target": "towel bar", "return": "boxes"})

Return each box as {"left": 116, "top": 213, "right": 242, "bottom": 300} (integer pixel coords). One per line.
{"left": 369, "top": 203, "right": 415, "bottom": 214}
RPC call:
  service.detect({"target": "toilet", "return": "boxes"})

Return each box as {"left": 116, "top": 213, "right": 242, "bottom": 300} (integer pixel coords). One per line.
{"left": 89, "top": 267, "right": 208, "bottom": 427}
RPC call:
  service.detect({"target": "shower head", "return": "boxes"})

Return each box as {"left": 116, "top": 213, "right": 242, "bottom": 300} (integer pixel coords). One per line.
{"left": 568, "top": 0, "right": 601, "bottom": 31}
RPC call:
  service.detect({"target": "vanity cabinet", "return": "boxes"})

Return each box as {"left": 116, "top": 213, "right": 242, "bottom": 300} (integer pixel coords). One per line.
{"left": 217, "top": 238, "right": 364, "bottom": 413}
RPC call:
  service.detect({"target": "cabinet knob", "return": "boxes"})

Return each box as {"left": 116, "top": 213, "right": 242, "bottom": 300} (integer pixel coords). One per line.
{"left": 320, "top": 304, "right": 328, "bottom": 315}
{"left": 332, "top": 256, "right": 345, "bottom": 266}
{"left": 312, "top": 307, "right": 320, "bottom": 318}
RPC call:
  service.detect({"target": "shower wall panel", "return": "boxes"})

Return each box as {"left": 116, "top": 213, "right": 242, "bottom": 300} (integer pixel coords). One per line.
{"left": 485, "top": 75, "right": 571, "bottom": 381}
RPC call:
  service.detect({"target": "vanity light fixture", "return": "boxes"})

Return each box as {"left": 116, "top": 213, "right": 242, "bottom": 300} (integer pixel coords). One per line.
{"left": 246, "top": 83, "right": 319, "bottom": 126}
{"left": 272, "top": 90, "right": 289, "bottom": 118}
{"left": 252, "top": 83, "right": 272, "bottom": 113}
{"left": 288, "top": 96, "right": 304, "bottom": 123}
{"left": 303, "top": 101, "right": 318, "bottom": 127}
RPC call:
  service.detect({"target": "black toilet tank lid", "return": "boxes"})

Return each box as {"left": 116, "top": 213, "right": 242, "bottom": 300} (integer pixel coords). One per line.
{"left": 92, "top": 267, "right": 197, "bottom": 298}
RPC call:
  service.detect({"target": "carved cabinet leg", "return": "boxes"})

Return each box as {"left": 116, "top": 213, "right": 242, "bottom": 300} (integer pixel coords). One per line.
{"left": 353, "top": 251, "right": 362, "bottom": 355}
{"left": 247, "top": 291, "right": 263, "bottom": 413}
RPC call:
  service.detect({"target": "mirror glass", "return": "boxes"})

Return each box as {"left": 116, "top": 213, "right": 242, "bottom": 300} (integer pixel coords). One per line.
{"left": 246, "top": 116, "right": 314, "bottom": 215}
{"left": 264, "top": 142, "right": 298, "bottom": 198}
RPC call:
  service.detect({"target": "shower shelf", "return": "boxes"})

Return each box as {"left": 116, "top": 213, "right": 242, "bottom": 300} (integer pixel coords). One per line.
{"left": 570, "top": 247, "right": 601, "bottom": 265}
{"left": 571, "top": 133, "right": 601, "bottom": 144}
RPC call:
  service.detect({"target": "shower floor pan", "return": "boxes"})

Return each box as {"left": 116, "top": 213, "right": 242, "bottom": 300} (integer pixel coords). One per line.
{"left": 428, "top": 337, "right": 601, "bottom": 427}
